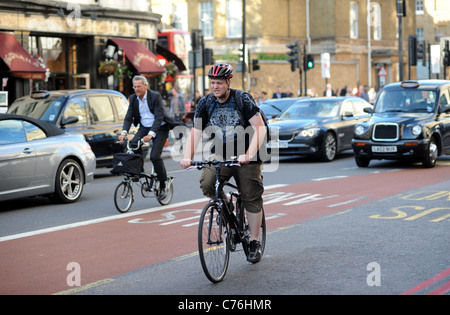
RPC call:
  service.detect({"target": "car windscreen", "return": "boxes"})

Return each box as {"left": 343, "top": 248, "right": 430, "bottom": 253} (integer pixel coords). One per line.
{"left": 279, "top": 101, "right": 340, "bottom": 119}
{"left": 259, "top": 104, "right": 280, "bottom": 116}
{"left": 375, "top": 89, "right": 437, "bottom": 113}
{"left": 263, "top": 99, "right": 298, "bottom": 111}
{"left": 7, "top": 96, "right": 66, "bottom": 123}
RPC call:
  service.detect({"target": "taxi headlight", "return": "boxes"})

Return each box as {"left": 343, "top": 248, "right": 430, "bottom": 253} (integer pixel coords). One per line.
{"left": 411, "top": 125, "right": 422, "bottom": 136}
{"left": 354, "top": 125, "right": 366, "bottom": 136}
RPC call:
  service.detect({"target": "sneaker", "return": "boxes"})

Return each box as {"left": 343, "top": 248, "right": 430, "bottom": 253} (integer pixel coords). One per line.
{"left": 247, "top": 240, "right": 262, "bottom": 263}
{"left": 158, "top": 187, "right": 168, "bottom": 200}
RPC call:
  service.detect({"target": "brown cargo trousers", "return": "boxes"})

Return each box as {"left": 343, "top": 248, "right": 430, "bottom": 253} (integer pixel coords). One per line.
{"left": 199, "top": 162, "right": 264, "bottom": 213}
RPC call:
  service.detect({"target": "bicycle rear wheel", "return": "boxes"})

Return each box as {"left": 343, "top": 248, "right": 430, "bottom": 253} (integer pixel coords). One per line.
{"left": 198, "top": 202, "right": 230, "bottom": 283}
{"left": 114, "top": 181, "right": 134, "bottom": 213}
{"left": 241, "top": 206, "right": 266, "bottom": 261}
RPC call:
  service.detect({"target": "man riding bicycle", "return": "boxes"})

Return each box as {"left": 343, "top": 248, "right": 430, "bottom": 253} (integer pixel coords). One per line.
{"left": 118, "top": 75, "right": 170, "bottom": 196}
{"left": 180, "top": 63, "right": 267, "bottom": 263}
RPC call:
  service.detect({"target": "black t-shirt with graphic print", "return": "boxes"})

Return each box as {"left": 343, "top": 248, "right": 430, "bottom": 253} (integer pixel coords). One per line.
{"left": 193, "top": 89, "right": 259, "bottom": 160}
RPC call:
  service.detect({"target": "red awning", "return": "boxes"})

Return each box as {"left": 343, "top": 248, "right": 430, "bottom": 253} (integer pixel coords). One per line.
{"left": 108, "top": 38, "right": 165, "bottom": 77}
{"left": 0, "top": 33, "right": 46, "bottom": 80}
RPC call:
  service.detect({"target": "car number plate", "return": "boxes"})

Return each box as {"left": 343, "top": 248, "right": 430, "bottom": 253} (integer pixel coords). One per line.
{"left": 268, "top": 141, "right": 288, "bottom": 148}
{"left": 372, "top": 146, "right": 397, "bottom": 153}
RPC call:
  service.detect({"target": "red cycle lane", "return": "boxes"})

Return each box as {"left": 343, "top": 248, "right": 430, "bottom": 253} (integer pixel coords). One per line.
{"left": 0, "top": 166, "right": 449, "bottom": 295}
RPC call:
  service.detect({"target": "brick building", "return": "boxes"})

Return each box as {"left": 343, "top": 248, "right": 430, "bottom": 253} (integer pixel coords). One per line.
{"left": 154, "top": 0, "right": 419, "bottom": 97}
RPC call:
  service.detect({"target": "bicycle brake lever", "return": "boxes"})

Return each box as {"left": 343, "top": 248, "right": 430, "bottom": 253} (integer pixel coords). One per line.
{"left": 186, "top": 166, "right": 203, "bottom": 171}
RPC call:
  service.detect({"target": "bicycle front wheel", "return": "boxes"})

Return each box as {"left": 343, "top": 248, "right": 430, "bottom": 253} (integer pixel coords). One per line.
{"left": 156, "top": 178, "right": 174, "bottom": 205}
{"left": 114, "top": 181, "right": 134, "bottom": 213}
{"left": 198, "top": 202, "right": 230, "bottom": 283}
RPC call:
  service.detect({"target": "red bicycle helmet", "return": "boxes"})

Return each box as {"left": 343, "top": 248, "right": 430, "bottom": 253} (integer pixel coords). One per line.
{"left": 208, "top": 63, "right": 234, "bottom": 80}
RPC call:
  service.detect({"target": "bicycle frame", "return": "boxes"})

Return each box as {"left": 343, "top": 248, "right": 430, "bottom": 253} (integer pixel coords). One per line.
{"left": 190, "top": 160, "right": 247, "bottom": 244}
{"left": 113, "top": 138, "right": 174, "bottom": 212}
{"left": 192, "top": 159, "right": 266, "bottom": 283}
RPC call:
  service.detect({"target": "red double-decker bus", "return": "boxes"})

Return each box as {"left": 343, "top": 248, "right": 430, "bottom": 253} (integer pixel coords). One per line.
{"left": 157, "top": 30, "right": 190, "bottom": 71}
{"left": 157, "top": 29, "right": 192, "bottom": 113}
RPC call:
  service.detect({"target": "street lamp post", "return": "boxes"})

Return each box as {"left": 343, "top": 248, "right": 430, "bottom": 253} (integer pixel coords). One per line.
{"left": 397, "top": 0, "right": 405, "bottom": 81}
{"left": 242, "top": 0, "right": 246, "bottom": 91}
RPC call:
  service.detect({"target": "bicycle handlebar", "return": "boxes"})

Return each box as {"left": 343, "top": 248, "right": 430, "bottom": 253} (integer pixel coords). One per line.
{"left": 126, "top": 139, "right": 144, "bottom": 151}
{"left": 188, "top": 158, "right": 241, "bottom": 170}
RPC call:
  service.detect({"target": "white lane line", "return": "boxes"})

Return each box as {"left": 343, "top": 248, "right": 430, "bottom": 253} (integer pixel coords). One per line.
{"left": 0, "top": 184, "right": 287, "bottom": 242}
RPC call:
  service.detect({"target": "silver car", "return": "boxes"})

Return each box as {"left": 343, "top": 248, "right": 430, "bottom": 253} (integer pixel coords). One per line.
{"left": 0, "top": 114, "right": 96, "bottom": 203}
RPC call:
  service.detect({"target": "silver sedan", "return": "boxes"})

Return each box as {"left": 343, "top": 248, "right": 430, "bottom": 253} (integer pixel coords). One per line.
{"left": 0, "top": 114, "right": 96, "bottom": 203}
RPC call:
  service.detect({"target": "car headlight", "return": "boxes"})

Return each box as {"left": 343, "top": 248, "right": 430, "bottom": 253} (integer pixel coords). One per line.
{"left": 354, "top": 125, "right": 366, "bottom": 136}
{"left": 298, "top": 128, "right": 320, "bottom": 138}
{"left": 411, "top": 125, "right": 422, "bottom": 136}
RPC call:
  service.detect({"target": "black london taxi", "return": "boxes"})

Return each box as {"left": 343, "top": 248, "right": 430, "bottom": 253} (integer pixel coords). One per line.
{"left": 352, "top": 80, "right": 450, "bottom": 168}
{"left": 7, "top": 89, "right": 149, "bottom": 168}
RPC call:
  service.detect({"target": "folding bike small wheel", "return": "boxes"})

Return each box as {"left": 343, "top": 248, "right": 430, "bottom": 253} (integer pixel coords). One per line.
{"left": 198, "top": 202, "right": 230, "bottom": 283}
{"left": 114, "top": 180, "right": 134, "bottom": 213}
{"left": 156, "top": 177, "right": 174, "bottom": 206}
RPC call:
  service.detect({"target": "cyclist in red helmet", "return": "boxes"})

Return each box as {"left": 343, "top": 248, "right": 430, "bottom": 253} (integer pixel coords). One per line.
{"left": 180, "top": 63, "right": 267, "bottom": 263}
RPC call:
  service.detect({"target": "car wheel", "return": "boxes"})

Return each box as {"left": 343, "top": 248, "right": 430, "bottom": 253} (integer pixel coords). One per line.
{"left": 52, "top": 159, "right": 84, "bottom": 203}
{"left": 422, "top": 137, "right": 438, "bottom": 168}
{"left": 354, "top": 154, "right": 370, "bottom": 167}
{"left": 320, "top": 132, "right": 337, "bottom": 162}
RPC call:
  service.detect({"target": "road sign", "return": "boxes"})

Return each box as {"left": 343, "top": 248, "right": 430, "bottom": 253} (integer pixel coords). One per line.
{"left": 377, "top": 66, "right": 387, "bottom": 76}
{"left": 321, "top": 53, "right": 330, "bottom": 78}
{"left": 430, "top": 45, "right": 441, "bottom": 74}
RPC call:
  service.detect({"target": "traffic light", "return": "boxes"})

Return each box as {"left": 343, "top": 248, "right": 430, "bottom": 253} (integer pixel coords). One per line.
{"left": 417, "top": 40, "right": 427, "bottom": 66}
{"left": 408, "top": 35, "right": 417, "bottom": 66}
{"left": 396, "top": 0, "right": 406, "bottom": 17}
{"left": 239, "top": 44, "right": 245, "bottom": 62}
{"left": 444, "top": 40, "right": 450, "bottom": 67}
{"left": 203, "top": 48, "right": 214, "bottom": 65}
{"left": 416, "top": 40, "right": 425, "bottom": 61}
{"left": 422, "top": 41, "right": 427, "bottom": 66}
{"left": 252, "top": 59, "right": 260, "bottom": 71}
{"left": 304, "top": 54, "right": 314, "bottom": 71}
{"left": 286, "top": 41, "right": 299, "bottom": 72}
{"left": 191, "top": 30, "right": 202, "bottom": 50}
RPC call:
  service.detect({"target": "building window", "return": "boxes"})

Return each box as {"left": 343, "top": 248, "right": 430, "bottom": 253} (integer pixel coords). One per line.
{"left": 416, "top": 27, "right": 424, "bottom": 41}
{"left": 226, "top": 0, "right": 242, "bottom": 38}
{"left": 199, "top": 1, "right": 214, "bottom": 39}
{"left": 172, "top": 2, "right": 188, "bottom": 30}
{"left": 350, "top": 2, "right": 358, "bottom": 39}
{"left": 29, "top": 36, "right": 65, "bottom": 73}
{"left": 371, "top": 2, "right": 382, "bottom": 40}
{"left": 416, "top": 0, "right": 424, "bottom": 15}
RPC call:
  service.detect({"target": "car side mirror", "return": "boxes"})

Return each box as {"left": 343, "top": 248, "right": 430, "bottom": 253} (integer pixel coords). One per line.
{"left": 444, "top": 105, "right": 450, "bottom": 113}
{"left": 61, "top": 116, "right": 79, "bottom": 127}
{"left": 342, "top": 111, "right": 354, "bottom": 118}
{"left": 363, "top": 107, "right": 373, "bottom": 114}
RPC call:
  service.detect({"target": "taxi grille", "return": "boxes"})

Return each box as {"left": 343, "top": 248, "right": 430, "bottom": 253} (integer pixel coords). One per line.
{"left": 372, "top": 123, "right": 399, "bottom": 141}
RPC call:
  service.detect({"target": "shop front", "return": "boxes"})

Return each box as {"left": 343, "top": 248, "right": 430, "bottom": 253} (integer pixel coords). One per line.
{"left": 0, "top": 2, "right": 162, "bottom": 107}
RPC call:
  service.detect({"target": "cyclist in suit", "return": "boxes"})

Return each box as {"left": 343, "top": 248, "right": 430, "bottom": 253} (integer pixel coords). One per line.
{"left": 118, "top": 75, "right": 169, "bottom": 193}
